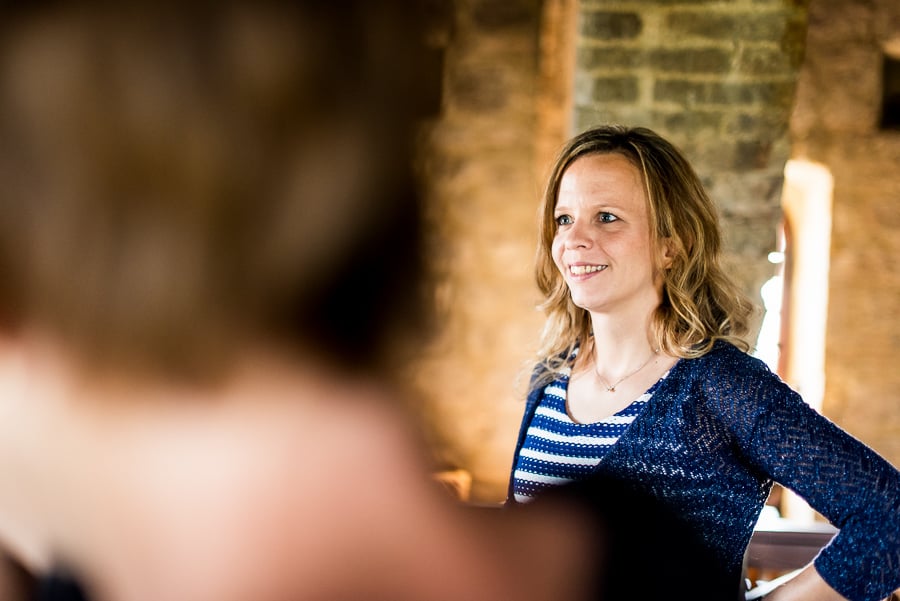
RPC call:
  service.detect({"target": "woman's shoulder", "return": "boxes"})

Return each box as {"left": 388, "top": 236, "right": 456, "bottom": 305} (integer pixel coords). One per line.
{"left": 671, "top": 340, "right": 796, "bottom": 425}
{"left": 680, "top": 340, "right": 773, "bottom": 380}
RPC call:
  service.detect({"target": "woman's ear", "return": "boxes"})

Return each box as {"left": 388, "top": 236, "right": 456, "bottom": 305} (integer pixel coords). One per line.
{"left": 659, "top": 237, "right": 677, "bottom": 270}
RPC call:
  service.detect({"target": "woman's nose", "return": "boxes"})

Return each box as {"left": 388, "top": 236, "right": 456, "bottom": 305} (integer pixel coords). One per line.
{"left": 563, "top": 220, "right": 592, "bottom": 249}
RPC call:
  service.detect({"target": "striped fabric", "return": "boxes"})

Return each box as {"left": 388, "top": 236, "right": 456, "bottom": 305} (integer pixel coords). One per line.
{"left": 512, "top": 353, "right": 665, "bottom": 504}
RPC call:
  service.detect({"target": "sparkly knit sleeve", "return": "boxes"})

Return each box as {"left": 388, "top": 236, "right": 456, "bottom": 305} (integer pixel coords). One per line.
{"left": 701, "top": 345, "right": 900, "bottom": 601}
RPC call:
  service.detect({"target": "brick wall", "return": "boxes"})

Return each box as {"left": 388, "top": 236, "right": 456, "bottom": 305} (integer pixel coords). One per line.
{"left": 573, "top": 0, "right": 810, "bottom": 325}
{"left": 413, "top": 0, "right": 551, "bottom": 501}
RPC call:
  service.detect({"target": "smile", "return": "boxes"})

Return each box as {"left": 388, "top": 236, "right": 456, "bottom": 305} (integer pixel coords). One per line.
{"left": 569, "top": 264, "right": 607, "bottom": 275}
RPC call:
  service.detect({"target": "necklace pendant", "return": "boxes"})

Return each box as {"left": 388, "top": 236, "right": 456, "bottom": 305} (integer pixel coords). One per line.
{"left": 607, "top": 386, "right": 615, "bottom": 392}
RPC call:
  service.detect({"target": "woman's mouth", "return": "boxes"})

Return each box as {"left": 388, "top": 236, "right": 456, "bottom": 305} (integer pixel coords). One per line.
{"left": 569, "top": 264, "right": 607, "bottom": 275}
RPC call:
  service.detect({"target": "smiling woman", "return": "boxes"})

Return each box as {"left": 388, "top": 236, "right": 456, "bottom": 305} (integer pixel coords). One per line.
{"left": 508, "top": 125, "right": 900, "bottom": 601}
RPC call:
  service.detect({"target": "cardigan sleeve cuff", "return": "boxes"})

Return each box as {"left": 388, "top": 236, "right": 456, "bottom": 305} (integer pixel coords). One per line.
{"left": 814, "top": 540, "right": 900, "bottom": 601}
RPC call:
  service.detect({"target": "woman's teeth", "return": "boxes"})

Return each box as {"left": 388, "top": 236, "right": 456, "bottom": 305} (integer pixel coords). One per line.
{"left": 570, "top": 265, "right": 606, "bottom": 275}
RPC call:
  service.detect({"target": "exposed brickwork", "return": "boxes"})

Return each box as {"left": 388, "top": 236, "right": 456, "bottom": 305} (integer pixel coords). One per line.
{"left": 580, "top": 10, "right": 643, "bottom": 39}
{"left": 574, "top": 1, "right": 810, "bottom": 337}
{"left": 413, "top": 0, "right": 550, "bottom": 501}
{"left": 578, "top": 75, "right": 641, "bottom": 102}
{"left": 665, "top": 10, "right": 797, "bottom": 42}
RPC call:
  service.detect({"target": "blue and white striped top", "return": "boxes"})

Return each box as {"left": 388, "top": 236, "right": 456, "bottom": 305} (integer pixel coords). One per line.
{"left": 512, "top": 351, "right": 666, "bottom": 504}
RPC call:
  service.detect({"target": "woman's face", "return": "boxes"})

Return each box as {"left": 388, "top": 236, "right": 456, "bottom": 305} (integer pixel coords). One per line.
{"left": 551, "top": 153, "right": 667, "bottom": 319}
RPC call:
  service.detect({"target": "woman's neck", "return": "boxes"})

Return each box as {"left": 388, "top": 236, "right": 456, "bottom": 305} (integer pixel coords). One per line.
{"left": 585, "top": 310, "right": 657, "bottom": 375}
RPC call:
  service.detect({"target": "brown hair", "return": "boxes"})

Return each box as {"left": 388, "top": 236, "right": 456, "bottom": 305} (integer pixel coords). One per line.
{"left": 534, "top": 125, "right": 756, "bottom": 377}
{"left": 0, "top": 1, "right": 434, "bottom": 382}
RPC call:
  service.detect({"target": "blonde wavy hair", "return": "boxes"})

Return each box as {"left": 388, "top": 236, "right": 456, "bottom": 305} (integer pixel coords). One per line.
{"left": 534, "top": 125, "right": 756, "bottom": 378}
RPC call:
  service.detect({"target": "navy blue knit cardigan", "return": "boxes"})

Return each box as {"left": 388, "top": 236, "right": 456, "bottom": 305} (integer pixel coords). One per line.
{"left": 508, "top": 341, "right": 900, "bottom": 601}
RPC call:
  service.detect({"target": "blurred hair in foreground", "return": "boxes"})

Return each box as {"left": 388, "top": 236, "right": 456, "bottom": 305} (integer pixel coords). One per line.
{"left": 0, "top": 0, "right": 434, "bottom": 382}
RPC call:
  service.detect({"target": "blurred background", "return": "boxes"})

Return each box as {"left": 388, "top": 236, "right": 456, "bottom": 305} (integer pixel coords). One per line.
{"left": 410, "top": 0, "right": 900, "bottom": 504}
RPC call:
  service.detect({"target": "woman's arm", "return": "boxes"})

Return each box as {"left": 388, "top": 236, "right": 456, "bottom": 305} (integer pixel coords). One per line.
{"left": 713, "top": 352, "right": 900, "bottom": 601}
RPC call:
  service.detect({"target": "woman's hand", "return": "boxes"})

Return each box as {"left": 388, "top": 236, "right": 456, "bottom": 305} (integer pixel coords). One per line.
{"left": 761, "top": 564, "right": 847, "bottom": 601}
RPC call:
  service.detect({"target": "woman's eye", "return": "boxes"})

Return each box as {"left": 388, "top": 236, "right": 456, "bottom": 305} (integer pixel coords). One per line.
{"left": 555, "top": 214, "right": 573, "bottom": 226}
{"left": 598, "top": 212, "right": 618, "bottom": 223}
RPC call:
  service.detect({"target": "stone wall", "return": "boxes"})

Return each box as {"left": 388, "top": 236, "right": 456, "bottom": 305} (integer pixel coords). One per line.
{"left": 573, "top": 0, "right": 810, "bottom": 323}
{"left": 413, "top": 0, "right": 552, "bottom": 501}
{"left": 790, "top": 0, "right": 900, "bottom": 467}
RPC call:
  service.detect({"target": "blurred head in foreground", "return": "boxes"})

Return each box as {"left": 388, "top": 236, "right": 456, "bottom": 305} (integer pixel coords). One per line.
{"left": 0, "top": 0, "right": 434, "bottom": 384}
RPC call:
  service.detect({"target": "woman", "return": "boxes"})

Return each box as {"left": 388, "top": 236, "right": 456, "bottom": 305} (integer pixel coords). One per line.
{"left": 508, "top": 125, "right": 900, "bottom": 601}
{"left": 0, "top": 3, "right": 610, "bottom": 600}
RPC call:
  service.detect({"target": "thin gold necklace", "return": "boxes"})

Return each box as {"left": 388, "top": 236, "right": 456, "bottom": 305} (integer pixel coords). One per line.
{"left": 595, "top": 348, "right": 659, "bottom": 392}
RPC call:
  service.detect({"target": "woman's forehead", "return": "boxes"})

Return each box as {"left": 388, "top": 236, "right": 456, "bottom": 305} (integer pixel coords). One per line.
{"left": 556, "top": 153, "right": 646, "bottom": 206}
